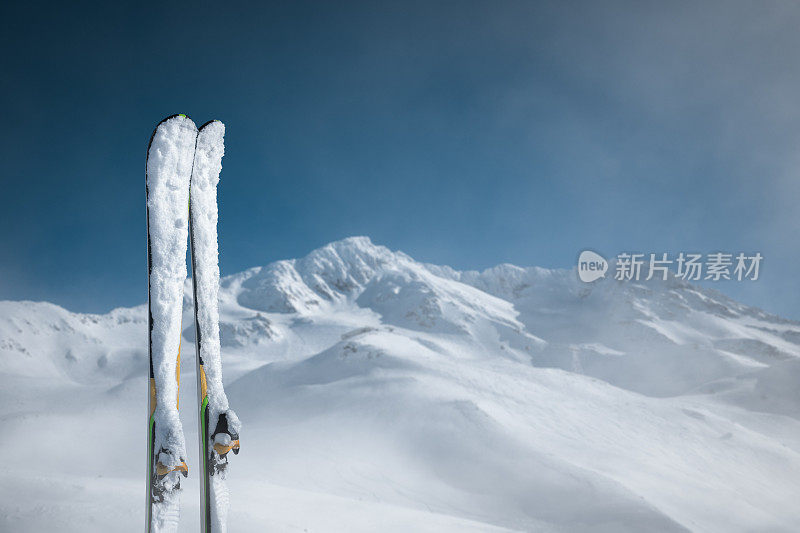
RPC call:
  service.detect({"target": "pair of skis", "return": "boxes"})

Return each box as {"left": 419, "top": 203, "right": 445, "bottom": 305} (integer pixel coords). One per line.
{"left": 146, "top": 114, "right": 241, "bottom": 533}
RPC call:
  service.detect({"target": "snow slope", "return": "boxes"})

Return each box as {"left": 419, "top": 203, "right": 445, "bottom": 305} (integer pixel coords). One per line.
{"left": 1, "top": 236, "right": 799, "bottom": 532}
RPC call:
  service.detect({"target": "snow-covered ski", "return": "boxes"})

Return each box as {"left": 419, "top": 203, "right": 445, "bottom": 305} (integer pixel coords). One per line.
{"left": 145, "top": 114, "right": 197, "bottom": 532}
{"left": 189, "top": 120, "right": 241, "bottom": 533}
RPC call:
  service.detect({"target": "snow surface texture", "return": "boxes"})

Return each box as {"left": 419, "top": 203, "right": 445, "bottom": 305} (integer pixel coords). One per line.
{"left": 2, "top": 237, "right": 800, "bottom": 531}
{"left": 189, "top": 120, "right": 240, "bottom": 533}
{"left": 146, "top": 115, "right": 197, "bottom": 532}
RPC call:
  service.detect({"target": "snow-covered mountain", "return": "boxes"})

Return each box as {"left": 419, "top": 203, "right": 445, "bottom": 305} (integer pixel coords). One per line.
{"left": 1, "top": 236, "right": 799, "bottom": 532}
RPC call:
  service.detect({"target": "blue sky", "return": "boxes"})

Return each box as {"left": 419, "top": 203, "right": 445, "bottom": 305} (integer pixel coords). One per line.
{"left": 1, "top": 2, "right": 798, "bottom": 319}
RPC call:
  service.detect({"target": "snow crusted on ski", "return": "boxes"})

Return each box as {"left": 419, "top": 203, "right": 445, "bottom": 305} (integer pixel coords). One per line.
{"left": 146, "top": 114, "right": 197, "bottom": 531}
{"left": 191, "top": 121, "right": 236, "bottom": 417}
{"left": 190, "top": 120, "right": 241, "bottom": 532}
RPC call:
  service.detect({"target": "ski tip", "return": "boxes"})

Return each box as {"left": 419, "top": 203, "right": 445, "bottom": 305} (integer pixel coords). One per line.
{"left": 151, "top": 114, "right": 197, "bottom": 132}
{"left": 173, "top": 114, "right": 196, "bottom": 126}
{"left": 197, "top": 120, "right": 225, "bottom": 142}
{"left": 156, "top": 113, "right": 191, "bottom": 124}
{"left": 146, "top": 114, "right": 198, "bottom": 155}
{"left": 198, "top": 119, "right": 225, "bottom": 131}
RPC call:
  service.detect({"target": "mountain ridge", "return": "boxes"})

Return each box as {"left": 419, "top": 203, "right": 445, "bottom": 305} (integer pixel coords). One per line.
{"left": 2, "top": 235, "right": 799, "bottom": 398}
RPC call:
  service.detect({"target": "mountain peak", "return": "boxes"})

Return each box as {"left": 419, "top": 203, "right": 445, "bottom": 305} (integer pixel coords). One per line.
{"left": 230, "top": 237, "right": 410, "bottom": 314}
{"left": 320, "top": 235, "right": 378, "bottom": 251}
{"left": 299, "top": 236, "right": 400, "bottom": 278}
